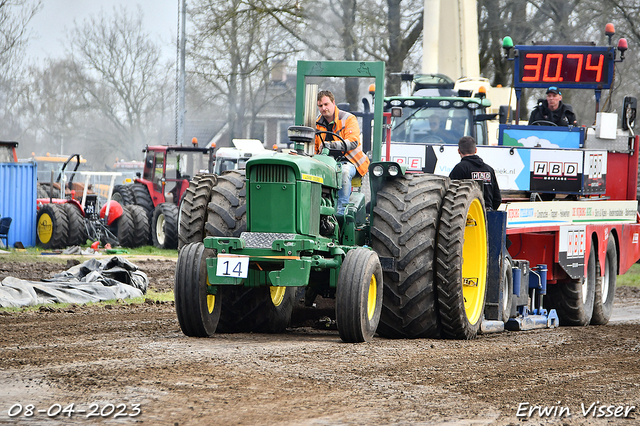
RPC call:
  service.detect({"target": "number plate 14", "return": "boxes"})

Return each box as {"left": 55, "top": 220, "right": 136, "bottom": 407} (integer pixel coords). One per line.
{"left": 216, "top": 254, "right": 250, "bottom": 278}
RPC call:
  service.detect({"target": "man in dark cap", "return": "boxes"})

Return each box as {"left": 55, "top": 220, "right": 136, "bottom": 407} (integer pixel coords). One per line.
{"left": 528, "top": 86, "right": 577, "bottom": 126}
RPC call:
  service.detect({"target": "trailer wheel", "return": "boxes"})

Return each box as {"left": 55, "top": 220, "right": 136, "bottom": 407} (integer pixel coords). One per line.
{"left": 175, "top": 242, "right": 220, "bottom": 337}
{"left": 591, "top": 236, "right": 617, "bottom": 325}
{"left": 371, "top": 174, "right": 449, "bottom": 338}
{"left": 112, "top": 185, "right": 135, "bottom": 206}
{"left": 112, "top": 207, "right": 134, "bottom": 248}
{"left": 435, "top": 181, "right": 488, "bottom": 339}
{"left": 126, "top": 205, "right": 150, "bottom": 247}
{"left": 216, "top": 285, "right": 296, "bottom": 333}
{"left": 61, "top": 203, "right": 87, "bottom": 247}
{"left": 336, "top": 248, "right": 383, "bottom": 343}
{"left": 501, "top": 256, "right": 514, "bottom": 322}
{"left": 131, "top": 183, "right": 154, "bottom": 221}
{"left": 205, "top": 170, "right": 246, "bottom": 238}
{"left": 546, "top": 239, "right": 597, "bottom": 326}
{"left": 36, "top": 204, "right": 69, "bottom": 249}
{"left": 178, "top": 174, "right": 217, "bottom": 249}
{"left": 152, "top": 203, "right": 179, "bottom": 249}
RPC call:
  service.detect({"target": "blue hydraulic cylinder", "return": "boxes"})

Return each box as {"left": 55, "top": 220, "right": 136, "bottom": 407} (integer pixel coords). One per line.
{"left": 529, "top": 264, "right": 548, "bottom": 295}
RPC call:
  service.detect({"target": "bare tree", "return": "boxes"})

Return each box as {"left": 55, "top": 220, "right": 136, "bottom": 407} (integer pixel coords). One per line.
{"left": 66, "top": 6, "right": 171, "bottom": 160}
{"left": 0, "top": 0, "right": 41, "bottom": 140}
{"left": 189, "top": 0, "right": 301, "bottom": 144}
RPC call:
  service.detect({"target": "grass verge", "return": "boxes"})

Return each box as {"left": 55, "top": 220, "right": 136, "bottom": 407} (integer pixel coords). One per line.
{"left": 0, "top": 289, "right": 175, "bottom": 313}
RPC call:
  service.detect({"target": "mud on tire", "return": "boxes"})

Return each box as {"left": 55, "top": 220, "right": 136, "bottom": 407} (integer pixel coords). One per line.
{"left": 435, "top": 181, "right": 488, "bottom": 340}
{"left": 371, "top": 173, "right": 449, "bottom": 339}
{"left": 175, "top": 242, "right": 221, "bottom": 337}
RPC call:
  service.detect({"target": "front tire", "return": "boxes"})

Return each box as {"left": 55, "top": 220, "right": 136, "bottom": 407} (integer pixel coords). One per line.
{"left": 371, "top": 174, "right": 449, "bottom": 338}
{"left": 435, "top": 181, "right": 488, "bottom": 339}
{"left": 36, "top": 204, "right": 69, "bottom": 249}
{"left": 336, "top": 248, "right": 383, "bottom": 343}
{"left": 175, "top": 242, "right": 221, "bottom": 337}
{"left": 152, "top": 203, "right": 179, "bottom": 249}
{"left": 591, "top": 236, "right": 617, "bottom": 325}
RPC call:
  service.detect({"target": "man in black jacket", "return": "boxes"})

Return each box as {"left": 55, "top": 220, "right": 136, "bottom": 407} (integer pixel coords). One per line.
{"left": 528, "top": 86, "right": 577, "bottom": 126}
{"left": 449, "top": 136, "right": 502, "bottom": 210}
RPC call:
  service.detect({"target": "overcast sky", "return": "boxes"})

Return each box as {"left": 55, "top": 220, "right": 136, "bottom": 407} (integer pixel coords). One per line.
{"left": 26, "top": 0, "right": 178, "bottom": 61}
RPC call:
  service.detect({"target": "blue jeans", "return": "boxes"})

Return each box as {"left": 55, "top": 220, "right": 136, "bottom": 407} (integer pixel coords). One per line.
{"left": 337, "top": 162, "right": 357, "bottom": 215}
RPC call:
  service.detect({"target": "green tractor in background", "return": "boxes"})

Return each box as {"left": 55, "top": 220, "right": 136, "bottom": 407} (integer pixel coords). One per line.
{"left": 174, "top": 61, "right": 488, "bottom": 342}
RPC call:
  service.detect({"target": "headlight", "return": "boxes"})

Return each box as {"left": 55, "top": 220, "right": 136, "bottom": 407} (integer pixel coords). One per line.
{"left": 468, "top": 102, "right": 479, "bottom": 109}
{"left": 453, "top": 101, "right": 465, "bottom": 108}
{"left": 439, "top": 100, "right": 451, "bottom": 107}
{"left": 404, "top": 100, "right": 415, "bottom": 106}
{"left": 373, "top": 165, "right": 385, "bottom": 177}
{"left": 388, "top": 165, "right": 399, "bottom": 176}
{"left": 390, "top": 100, "right": 402, "bottom": 106}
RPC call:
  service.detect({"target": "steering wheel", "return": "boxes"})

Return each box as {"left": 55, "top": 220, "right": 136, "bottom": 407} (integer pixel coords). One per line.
{"left": 530, "top": 120, "right": 558, "bottom": 126}
{"left": 419, "top": 134, "right": 445, "bottom": 144}
{"left": 316, "top": 130, "right": 348, "bottom": 161}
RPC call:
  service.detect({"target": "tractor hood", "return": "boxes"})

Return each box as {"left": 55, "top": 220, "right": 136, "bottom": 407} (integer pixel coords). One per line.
{"left": 246, "top": 152, "right": 339, "bottom": 189}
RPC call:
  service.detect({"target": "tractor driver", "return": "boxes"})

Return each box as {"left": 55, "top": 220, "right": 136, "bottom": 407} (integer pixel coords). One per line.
{"left": 315, "top": 90, "right": 370, "bottom": 215}
{"left": 528, "top": 86, "right": 577, "bottom": 126}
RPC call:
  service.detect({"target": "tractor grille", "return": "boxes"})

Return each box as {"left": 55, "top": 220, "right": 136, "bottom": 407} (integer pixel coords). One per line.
{"left": 241, "top": 232, "right": 297, "bottom": 249}
{"left": 254, "top": 164, "right": 291, "bottom": 183}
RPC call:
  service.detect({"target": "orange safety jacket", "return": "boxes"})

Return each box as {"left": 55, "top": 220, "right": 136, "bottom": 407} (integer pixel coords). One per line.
{"left": 315, "top": 107, "right": 370, "bottom": 177}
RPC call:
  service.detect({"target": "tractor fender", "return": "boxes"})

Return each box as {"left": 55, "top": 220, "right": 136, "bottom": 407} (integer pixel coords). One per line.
{"left": 100, "top": 200, "right": 124, "bottom": 225}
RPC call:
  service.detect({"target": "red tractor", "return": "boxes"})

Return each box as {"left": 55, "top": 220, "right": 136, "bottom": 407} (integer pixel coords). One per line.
{"left": 112, "top": 144, "right": 215, "bottom": 249}
{"left": 36, "top": 172, "right": 149, "bottom": 249}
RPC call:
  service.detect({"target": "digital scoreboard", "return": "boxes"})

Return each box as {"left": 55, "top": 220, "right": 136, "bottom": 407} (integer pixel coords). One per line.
{"left": 513, "top": 45, "right": 614, "bottom": 90}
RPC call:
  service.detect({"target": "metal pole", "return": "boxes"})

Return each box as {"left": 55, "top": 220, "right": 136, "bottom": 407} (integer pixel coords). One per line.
{"left": 177, "top": 0, "right": 186, "bottom": 146}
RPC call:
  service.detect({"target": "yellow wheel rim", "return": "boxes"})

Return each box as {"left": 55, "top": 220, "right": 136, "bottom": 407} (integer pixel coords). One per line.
{"left": 270, "top": 286, "right": 285, "bottom": 307}
{"left": 207, "top": 294, "right": 216, "bottom": 314}
{"left": 461, "top": 198, "right": 487, "bottom": 325}
{"left": 37, "top": 212, "right": 54, "bottom": 244}
{"left": 367, "top": 275, "right": 377, "bottom": 321}
{"left": 206, "top": 275, "right": 215, "bottom": 314}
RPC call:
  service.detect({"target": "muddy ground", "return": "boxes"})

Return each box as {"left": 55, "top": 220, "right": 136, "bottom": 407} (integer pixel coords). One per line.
{"left": 1, "top": 256, "right": 640, "bottom": 426}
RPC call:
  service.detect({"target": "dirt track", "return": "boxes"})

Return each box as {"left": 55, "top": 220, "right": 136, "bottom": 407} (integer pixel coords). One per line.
{"left": 1, "top": 256, "right": 639, "bottom": 425}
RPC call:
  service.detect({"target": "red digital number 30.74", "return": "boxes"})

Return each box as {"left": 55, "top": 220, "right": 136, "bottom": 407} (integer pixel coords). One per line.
{"left": 522, "top": 53, "right": 604, "bottom": 83}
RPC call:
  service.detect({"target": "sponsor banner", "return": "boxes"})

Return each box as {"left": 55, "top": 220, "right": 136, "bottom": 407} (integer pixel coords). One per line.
{"left": 503, "top": 200, "right": 638, "bottom": 228}
{"left": 382, "top": 142, "right": 607, "bottom": 195}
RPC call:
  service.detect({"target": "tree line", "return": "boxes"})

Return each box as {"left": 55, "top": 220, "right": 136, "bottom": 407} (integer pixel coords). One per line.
{"left": 0, "top": 0, "right": 638, "bottom": 168}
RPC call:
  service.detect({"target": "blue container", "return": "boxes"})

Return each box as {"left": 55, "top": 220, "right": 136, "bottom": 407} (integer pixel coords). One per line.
{"left": 0, "top": 163, "right": 37, "bottom": 247}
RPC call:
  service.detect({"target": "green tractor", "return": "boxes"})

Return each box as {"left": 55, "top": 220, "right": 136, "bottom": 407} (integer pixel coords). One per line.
{"left": 175, "top": 61, "right": 489, "bottom": 342}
